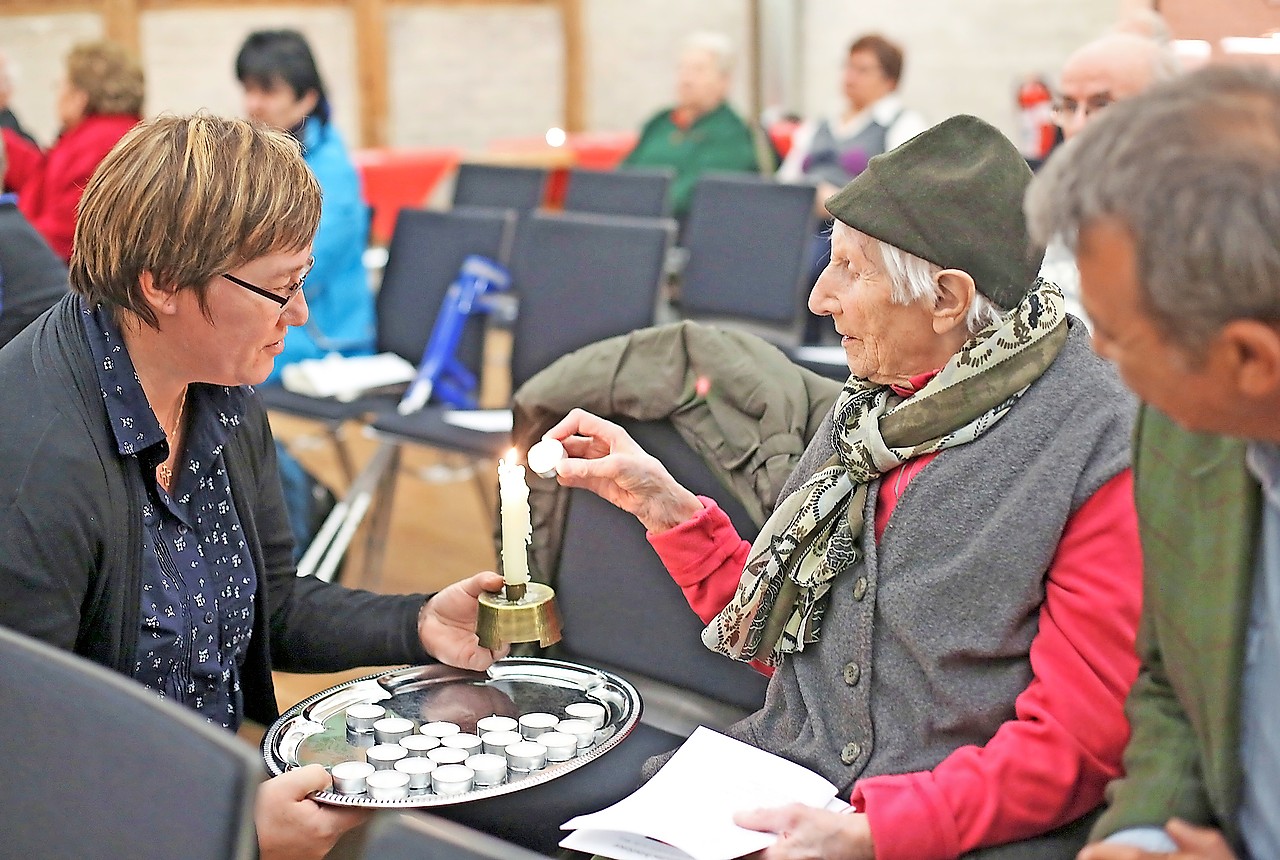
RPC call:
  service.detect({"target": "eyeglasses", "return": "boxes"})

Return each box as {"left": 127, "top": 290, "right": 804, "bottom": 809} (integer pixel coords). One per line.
{"left": 1050, "top": 93, "right": 1114, "bottom": 127}
{"left": 222, "top": 256, "right": 314, "bottom": 308}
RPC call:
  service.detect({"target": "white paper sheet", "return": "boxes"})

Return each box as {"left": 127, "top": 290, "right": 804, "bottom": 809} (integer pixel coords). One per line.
{"left": 440, "top": 409, "right": 513, "bottom": 433}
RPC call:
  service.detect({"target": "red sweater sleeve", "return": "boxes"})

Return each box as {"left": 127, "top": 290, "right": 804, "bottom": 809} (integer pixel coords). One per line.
{"left": 647, "top": 495, "right": 750, "bottom": 625}
{"left": 2, "top": 128, "right": 43, "bottom": 194}
{"left": 850, "top": 469, "right": 1143, "bottom": 860}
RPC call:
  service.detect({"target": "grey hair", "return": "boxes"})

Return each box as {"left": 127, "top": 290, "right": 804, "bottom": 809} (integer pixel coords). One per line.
{"left": 683, "top": 31, "right": 734, "bottom": 75}
{"left": 1026, "top": 64, "right": 1280, "bottom": 352}
{"left": 850, "top": 227, "right": 1005, "bottom": 335}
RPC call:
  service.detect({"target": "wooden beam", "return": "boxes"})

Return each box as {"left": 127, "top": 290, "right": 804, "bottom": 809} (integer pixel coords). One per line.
{"left": 353, "top": 0, "right": 388, "bottom": 147}
{"left": 102, "top": 0, "right": 141, "bottom": 53}
{"left": 558, "top": 0, "right": 584, "bottom": 132}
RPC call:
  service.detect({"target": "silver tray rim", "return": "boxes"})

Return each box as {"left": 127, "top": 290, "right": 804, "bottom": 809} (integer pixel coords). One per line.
{"left": 261, "top": 656, "right": 642, "bottom": 808}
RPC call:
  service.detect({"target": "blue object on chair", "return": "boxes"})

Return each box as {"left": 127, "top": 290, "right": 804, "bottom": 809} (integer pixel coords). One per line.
{"left": 399, "top": 253, "right": 511, "bottom": 414}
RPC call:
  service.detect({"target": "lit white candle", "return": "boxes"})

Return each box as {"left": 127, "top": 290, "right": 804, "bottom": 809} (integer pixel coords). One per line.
{"left": 497, "top": 449, "right": 532, "bottom": 588}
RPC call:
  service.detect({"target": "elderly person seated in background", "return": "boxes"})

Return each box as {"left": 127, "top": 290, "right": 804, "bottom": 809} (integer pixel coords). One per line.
{"left": 3, "top": 40, "right": 142, "bottom": 261}
{"left": 545, "top": 116, "right": 1142, "bottom": 859}
{"left": 0, "top": 114, "right": 506, "bottom": 860}
{"left": 621, "top": 31, "right": 770, "bottom": 220}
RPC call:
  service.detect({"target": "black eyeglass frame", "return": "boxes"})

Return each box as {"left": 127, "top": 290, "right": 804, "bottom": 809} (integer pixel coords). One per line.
{"left": 222, "top": 256, "right": 314, "bottom": 307}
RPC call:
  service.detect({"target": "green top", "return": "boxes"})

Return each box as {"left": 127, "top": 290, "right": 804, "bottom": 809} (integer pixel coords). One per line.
{"left": 623, "top": 102, "right": 765, "bottom": 217}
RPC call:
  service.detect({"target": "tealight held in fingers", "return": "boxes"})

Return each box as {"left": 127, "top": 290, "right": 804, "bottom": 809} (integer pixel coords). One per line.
{"left": 518, "top": 712, "right": 559, "bottom": 739}
{"left": 481, "top": 729, "right": 524, "bottom": 756}
{"left": 420, "top": 721, "right": 460, "bottom": 739}
{"left": 564, "top": 702, "right": 607, "bottom": 729}
{"left": 330, "top": 760, "right": 375, "bottom": 795}
{"left": 345, "top": 703, "right": 386, "bottom": 733}
{"left": 505, "top": 740, "right": 548, "bottom": 773}
{"left": 527, "top": 438, "right": 566, "bottom": 479}
{"left": 540, "top": 730, "right": 577, "bottom": 762}
{"left": 441, "top": 732, "right": 484, "bottom": 754}
{"left": 366, "top": 744, "right": 408, "bottom": 771}
{"left": 431, "top": 764, "right": 475, "bottom": 796}
{"left": 466, "top": 753, "right": 508, "bottom": 786}
{"left": 394, "top": 757, "right": 436, "bottom": 791}
{"left": 366, "top": 769, "right": 411, "bottom": 801}
{"left": 476, "top": 715, "right": 518, "bottom": 734}
{"left": 399, "top": 734, "right": 440, "bottom": 757}
{"left": 373, "top": 716, "right": 415, "bottom": 745}
{"left": 555, "top": 718, "right": 595, "bottom": 749}
{"left": 427, "top": 746, "right": 469, "bottom": 766}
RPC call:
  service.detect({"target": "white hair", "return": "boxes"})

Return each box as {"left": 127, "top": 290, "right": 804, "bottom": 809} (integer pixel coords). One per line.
{"left": 682, "top": 32, "right": 735, "bottom": 75}
{"left": 852, "top": 228, "right": 1006, "bottom": 335}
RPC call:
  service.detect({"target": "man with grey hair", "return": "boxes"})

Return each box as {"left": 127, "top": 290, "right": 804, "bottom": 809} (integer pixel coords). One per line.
{"left": 0, "top": 131, "right": 67, "bottom": 347}
{"left": 1039, "top": 30, "right": 1182, "bottom": 328}
{"left": 1026, "top": 64, "right": 1280, "bottom": 860}
{"left": 622, "top": 31, "right": 769, "bottom": 218}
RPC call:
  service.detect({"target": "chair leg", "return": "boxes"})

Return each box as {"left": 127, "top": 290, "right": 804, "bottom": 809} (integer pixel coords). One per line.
{"left": 296, "top": 441, "right": 398, "bottom": 583}
{"left": 359, "top": 442, "right": 404, "bottom": 590}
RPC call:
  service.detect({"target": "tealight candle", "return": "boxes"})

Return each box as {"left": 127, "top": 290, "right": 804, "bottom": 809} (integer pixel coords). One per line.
{"left": 555, "top": 718, "right": 595, "bottom": 750}
{"left": 497, "top": 450, "right": 532, "bottom": 588}
{"left": 330, "top": 761, "right": 375, "bottom": 795}
{"left": 527, "top": 438, "right": 566, "bottom": 479}
{"left": 505, "top": 740, "right": 548, "bottom": 773}
{"left": 427, "top": 746, "right": 469, "bottom": 766}
{"left": 431, "top": 764, "right": 475, "bottom": 796}
{"left": 518, "top": 712, "right": 559, "bottom": 740}
{"left": 441, "top": 733, "right": 484, "bottom": 754}
{"left": 394, "top": 757, "right": 436, "bottom": 791}
{"left": 540, "top": 730, "right": 577, "bottom": 762}
{"left": 420, "top": 721, "right": 460, "bottom": 739}
{"left": 373, "top": 716, "right": 415, "bottom": 745}
{"left": 466, "top": 753, "right": 508, "bottom": 786}
{"left": 399, "top": 734, "right": 440, "bottom": 757}
{"left": 366, "top": 744, "right": 408, "bottom": 771}
{"left": 345, "top": 703, "right": 386, "bottom": 734}
{"left": 564, "top": 702, "right": 607, "bottom": 730}
{"left": 481, "top": 729, "right": 524, "bottom": 756}
{"left": 366, "top": 769, "right": 411, "bottom": 801}
{"left": 476, "top": 715, "right": 518, "bottom": 734}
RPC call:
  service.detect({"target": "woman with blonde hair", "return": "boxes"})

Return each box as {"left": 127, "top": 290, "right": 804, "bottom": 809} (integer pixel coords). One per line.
{"left": 7, "top": 40, "right": 143, "bottom": 260}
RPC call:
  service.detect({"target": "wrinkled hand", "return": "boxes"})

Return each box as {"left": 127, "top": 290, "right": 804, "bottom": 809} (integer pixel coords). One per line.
{"left": 734, "top": 805, "right": 874, "bottom": 860}
{"left": 1077, "top": 820, "right": 1237, "bottom": 860}
{"left": 545, "top": 409, "right": 702, "bottom": 533}
{"left": 418, "top": 571, "right": 510, "bottom": 670}
{"left": 256, "top": 765, "right": 371, "bottom": 860}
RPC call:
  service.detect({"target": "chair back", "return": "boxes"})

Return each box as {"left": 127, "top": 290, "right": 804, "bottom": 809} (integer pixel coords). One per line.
{"left": 363, "top": 812, "right": 545, "bottom": 860}
{"left": 553, "top": 420, "right": 770, "bottom": 713}
{"left": 562, "top": 166, "right": 674, "bottom": 218}
{"left": 0, "top": 625, "right": 258, "bottom": 860}
{"left": 679, "top": 174, "right": 819, "bottom": 345}
{"left": 377, "top": 207, "right": 517, "bottom": 372}
{"left": 452, "top": 163, "right": 549, "bottom": 212}
{"left": 508, "top": 211, "right": 674, "bottom": 391}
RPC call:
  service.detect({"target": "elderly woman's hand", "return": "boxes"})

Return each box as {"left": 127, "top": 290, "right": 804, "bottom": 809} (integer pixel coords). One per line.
{"left": 417, "top": 571, "right": 510, "bottom": 671}
{"left": 545, "top": 408, "right": 703, "bottom": 533}
{"left": 734, "top": 805, "right": 874, "bottom": 860}
{"left": 256, "top": 765, "right": 372, "bottom": 860}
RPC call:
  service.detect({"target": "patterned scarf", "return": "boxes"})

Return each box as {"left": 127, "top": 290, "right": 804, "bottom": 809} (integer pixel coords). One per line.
{"left": 702, "top": 279, "right": 1068, "bottom": 665}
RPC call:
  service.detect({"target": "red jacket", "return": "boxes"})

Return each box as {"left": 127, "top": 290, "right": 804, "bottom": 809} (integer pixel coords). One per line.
{"left": 11, "top": 114, "right": 138, "bottom": 261}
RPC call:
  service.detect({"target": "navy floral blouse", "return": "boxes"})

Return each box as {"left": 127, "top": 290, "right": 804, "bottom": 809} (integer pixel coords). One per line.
{"left": 81, "top": 299, "right": 258, "bottom": 730}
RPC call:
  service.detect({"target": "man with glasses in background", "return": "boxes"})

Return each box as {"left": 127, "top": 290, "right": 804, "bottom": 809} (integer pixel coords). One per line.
{"left": 1038, "top": 31, "right": 1181, "bottom": 328}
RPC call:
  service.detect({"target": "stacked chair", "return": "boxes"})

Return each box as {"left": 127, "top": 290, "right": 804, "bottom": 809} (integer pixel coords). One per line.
{"left": 452, "top": 163, "right": 549, "bottom": 212}
{"left": 561, "top": 166, "right": 674, "bottom": 219}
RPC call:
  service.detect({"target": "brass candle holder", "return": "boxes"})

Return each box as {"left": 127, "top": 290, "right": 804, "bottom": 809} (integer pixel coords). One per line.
{"left": 476, "top": 581, "right": 562, "bottom": 650}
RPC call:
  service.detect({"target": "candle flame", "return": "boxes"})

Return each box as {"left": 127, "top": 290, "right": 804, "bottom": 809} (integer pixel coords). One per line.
{"left": 506, "top": 447, "right": 519, "bottom": 463}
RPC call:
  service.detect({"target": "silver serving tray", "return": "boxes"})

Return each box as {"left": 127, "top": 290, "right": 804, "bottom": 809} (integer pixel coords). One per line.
{"left": 262, "top": 656, "right": 641, "bottom": 807}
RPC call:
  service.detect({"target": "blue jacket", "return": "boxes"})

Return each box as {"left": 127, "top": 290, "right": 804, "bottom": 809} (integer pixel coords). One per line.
{"left": 271, "top": 116, "right": 373, "bottom": 380}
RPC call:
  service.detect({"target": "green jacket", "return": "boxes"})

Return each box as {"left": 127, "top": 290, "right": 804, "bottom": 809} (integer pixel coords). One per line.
{"left": 1093, "top": 405, "right": 1258, "bottom": 851}
{"left": 623, "top": 102, "right": 767, "bottom": 217}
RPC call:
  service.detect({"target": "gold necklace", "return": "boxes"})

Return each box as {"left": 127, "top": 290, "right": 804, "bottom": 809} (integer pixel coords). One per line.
{"left": 156, "top": 387, "right": 188, "bottom": 491}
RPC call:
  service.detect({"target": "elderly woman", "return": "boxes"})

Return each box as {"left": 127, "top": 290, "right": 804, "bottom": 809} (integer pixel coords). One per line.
{"left": 235, "top": 29, "right": 373, "bottom": 379}
{"left": 0, "top": 115, "right": 506, "bottom": 860}
{"left": 5, "top": 40, "right": 142, "bottom": 261}
{"left": 622, "top": 31, "right": 769, "bottom": 219}
{"left": 544, "top": 117, "right": 1143, "bottom": 859}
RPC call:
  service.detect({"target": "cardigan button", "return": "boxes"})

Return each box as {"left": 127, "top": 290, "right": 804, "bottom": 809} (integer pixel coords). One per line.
{"left": 840, "top": 742, "right": 862, "bottom": 765}
{"left": 842, "top": 662, "right": 861, "bottom": 686}
{"left": 853, "top": 577, "right": 868, "bottom": 601}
